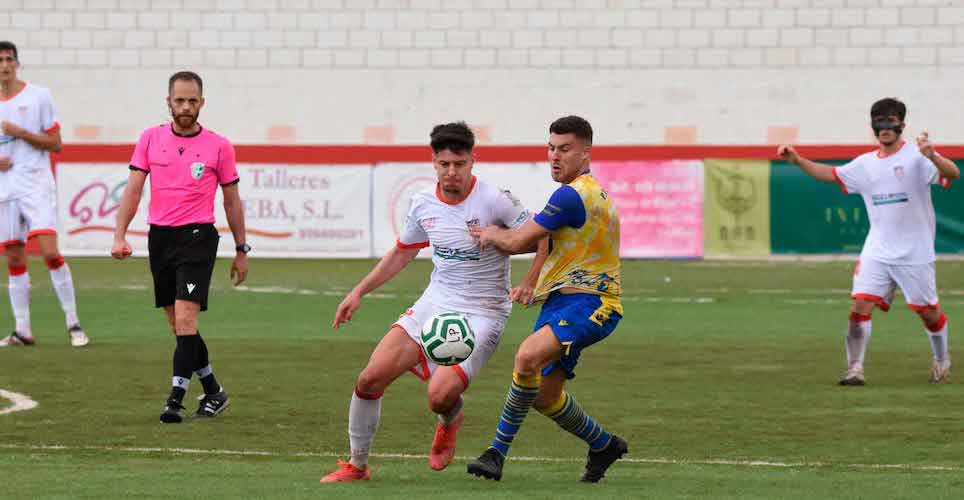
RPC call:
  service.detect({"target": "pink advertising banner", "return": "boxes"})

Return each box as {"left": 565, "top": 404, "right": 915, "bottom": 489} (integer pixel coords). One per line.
{"left": 593, "top": 161, "right": 704, "bottom": 258}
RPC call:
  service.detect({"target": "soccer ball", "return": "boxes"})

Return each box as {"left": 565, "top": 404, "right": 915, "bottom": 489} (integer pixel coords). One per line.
{"left": 420, "top": 312, "right": 476, "bottom": 366}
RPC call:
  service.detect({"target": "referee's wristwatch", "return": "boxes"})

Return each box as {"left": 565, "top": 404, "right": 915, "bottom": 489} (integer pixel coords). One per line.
{"left": 236, "top": 243, "right": 251, "bottom": 254}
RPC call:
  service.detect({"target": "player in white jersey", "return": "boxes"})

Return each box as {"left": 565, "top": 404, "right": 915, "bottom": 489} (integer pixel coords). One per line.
{"left": 779, "top": 97, "right": 960, "bottom": 385}
{"left": 321, "top": 122, "right": 533, "bottom": 483}
{"left": 0, "top": 41, "right": 88, "bottom": 348}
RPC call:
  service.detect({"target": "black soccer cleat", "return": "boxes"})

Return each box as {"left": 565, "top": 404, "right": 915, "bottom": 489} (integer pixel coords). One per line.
{"left": 467, "top": 448, "right": 505, "bottom": 481}
{"left": 581, "top": 435, "right": 628, "bottom": 483}
{"left": 160, "top": 398, "right": 185, "bottom": 424}
{"left": 193, "top": 390, "right": 230, "bottom": 418}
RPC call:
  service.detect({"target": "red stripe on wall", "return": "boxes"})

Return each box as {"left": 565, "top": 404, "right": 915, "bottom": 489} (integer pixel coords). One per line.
{"left": 54, "top": 144, "right": 964, "bottom": 164}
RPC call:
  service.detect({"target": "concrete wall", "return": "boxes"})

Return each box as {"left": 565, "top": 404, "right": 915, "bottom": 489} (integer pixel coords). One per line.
{"left": 5, "top": 0, "right": 964, "bottom": 145}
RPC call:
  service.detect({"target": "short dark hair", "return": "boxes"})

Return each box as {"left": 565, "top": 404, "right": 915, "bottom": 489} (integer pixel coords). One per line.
{"left": 549, "top": 115, "right": 593, "bottom": 145}
{"left": 168, "top": 70, "right": 203, "bottom": 95}
{"left": 430, "top": 122, "right": 475, "bottom": 154}
{"left": 870, "top": 97, "right": 906, "bottom": 122}
{"left": 0, "top": 41, "right": 18, "bottom": 62}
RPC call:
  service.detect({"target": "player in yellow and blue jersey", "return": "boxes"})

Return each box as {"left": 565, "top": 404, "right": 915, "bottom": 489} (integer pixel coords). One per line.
{"left": 466, "top": 116, "right": 627, "bottom": 483}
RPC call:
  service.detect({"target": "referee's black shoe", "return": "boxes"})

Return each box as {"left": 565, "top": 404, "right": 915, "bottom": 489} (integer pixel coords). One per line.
{"left": 193, "top": 390, "right": 230, "bottom": 418}
{"left": 159, "top": 398, "right": 185, "bottom": 424}
{"left": 581, "top": 435, "right": 628, "bottom": 483}
{"left": 467, "top": 448, "right": 504, "bottom": 481}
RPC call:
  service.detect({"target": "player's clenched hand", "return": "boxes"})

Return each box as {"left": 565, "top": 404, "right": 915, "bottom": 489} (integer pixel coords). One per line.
{"left": 917, "top": 131, "right": 935, "bottom": 159}
{"left": 777, "top": 144, "right": 799, "bottom": 165}
{"left": 468, "top": 225, "right": 483, "bottom": 243}
{"left": 110, "top": 238, "right": 133, "bottom": 259}
{"left": 509, "top": 283, "right": 534, "bottom": 305}
{"left": 1, "top": 121, "right": 25, "bottom": 139}
{"left": 0, "top": 156, "right": 11, "bottom": 172}
{"left": 230, "top": 253, "right": 248, "bottom": 286}
{"left": 470, "top": 225, "right": 498, "bottom": 250}
{"left": 332, "top": 292, "right": 362, "bottom": 329}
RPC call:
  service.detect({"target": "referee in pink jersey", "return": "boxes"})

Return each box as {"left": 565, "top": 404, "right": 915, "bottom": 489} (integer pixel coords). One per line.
{"left": 111, "top": 71, "right": 249, "bottom": 423}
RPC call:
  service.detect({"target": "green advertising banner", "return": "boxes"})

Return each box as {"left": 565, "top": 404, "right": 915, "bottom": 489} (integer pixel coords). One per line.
{"left": 770, "top": 160, "right": 863, "bottom": 254}
{"left": 771, "top": 160, "right": 964, "bottom": 254}
{"left": 704, "top": 160, "right": 771, "bottom": 257}
{"left": 932, "top": 160, "right": 964, "bottom": 254}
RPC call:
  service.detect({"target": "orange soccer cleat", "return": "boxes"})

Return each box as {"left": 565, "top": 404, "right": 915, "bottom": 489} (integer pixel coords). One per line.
{"left": 320, "top": 460, "right": 371, "bottom": 483}
{"left": 429, "top": 412, "right": 463, "bottom": 471}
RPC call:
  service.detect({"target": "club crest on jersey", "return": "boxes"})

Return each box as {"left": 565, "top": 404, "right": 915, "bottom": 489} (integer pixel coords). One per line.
{"left": 893, "top": 165, "right": 904, "bottom": 179}
{"left": 190, "top": 162, "right": 205, "bottom": 180}
{"left": 420, "top": 217, "right": 437, "bottom": 230}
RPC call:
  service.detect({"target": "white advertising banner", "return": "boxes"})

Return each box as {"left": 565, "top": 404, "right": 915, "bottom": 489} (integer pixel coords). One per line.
{"left": 57, "top": 163, "right": 372, "bottom": 258}
{"left": 57, "top": 163, "right": 151, "bottom": 256}
{"left": 371, "top": 162, "right": 558, "bottom": 257}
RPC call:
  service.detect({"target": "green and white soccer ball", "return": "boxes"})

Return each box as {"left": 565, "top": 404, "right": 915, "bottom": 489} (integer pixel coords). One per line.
{"left": 420, "top": 312, "right": 476, "bottom": 366}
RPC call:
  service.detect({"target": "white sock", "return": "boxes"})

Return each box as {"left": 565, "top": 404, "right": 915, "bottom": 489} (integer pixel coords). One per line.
{"left": 927, "top": 315, "right": 949, "bottom": 361}
{"left": 438, "top": 395, "right": 463, "bottom": 427}
{"left": 846, "top": 317, "right": 872, "bottom": 368}
{"left": 8, "top": 271, "right": 31, "bottom": 335}
{"left": 49, "top": 263, "right": 79, "bottom": 327}
{"left": 348, "top": 390, "right": 382, "bottom": 469}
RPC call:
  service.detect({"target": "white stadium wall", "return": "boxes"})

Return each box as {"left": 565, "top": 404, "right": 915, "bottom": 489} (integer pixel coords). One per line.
{"left": 4, "top": 0, "right": 964, "bottom": 146}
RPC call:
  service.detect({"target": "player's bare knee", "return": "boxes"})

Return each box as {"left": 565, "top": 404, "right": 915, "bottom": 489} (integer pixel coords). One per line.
{"left": 5, "top": 244, "right": 26, "bottom": 267}
{"left": 41, "top": 250, "right": 61, "bottom": 263}
{"left": 426, "top": 389, "right": 458, "bottom": 414}
{"left": 513, "top": 350, "right": 542, "bottom": 376}
{"left": 355, "top": 369, "right": 388, "bottom": 396}
{"left": 852, "top": 300, "right": 876, "bottom": 316}
{"left": 918, "top": 309, "right": 945, "bottom": 330}
{"left": 5, "top": 253, "right": 26, "bottom": 268}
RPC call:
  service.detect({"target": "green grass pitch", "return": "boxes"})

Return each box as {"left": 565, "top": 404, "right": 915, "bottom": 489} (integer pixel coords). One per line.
{"left": 1, "top": 257, "right": 963, "bottom": 499}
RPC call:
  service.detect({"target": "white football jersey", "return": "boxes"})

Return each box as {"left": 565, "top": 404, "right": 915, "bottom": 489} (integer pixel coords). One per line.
{"left": 834, "top": 141, "right": 951, "bottom": 265}
{"left": 0, "top": 83, "right": 60, "bottom": 202}
{"left": 397, "top": 176, "right": 532, "bottom": 317}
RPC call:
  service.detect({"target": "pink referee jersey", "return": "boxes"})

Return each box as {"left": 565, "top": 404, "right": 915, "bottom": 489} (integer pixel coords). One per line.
{"left": 129, "top": 124, "right": 239, "bottom": 227}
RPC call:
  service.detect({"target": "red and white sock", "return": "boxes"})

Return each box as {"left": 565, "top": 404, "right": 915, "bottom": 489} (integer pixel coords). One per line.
{"left": 348, "top": 387, "right": 382, "bottom": 470}
{"left": 926, "top": 313, "right": 949, "bottom": 361}
{"left": 8, "top": 265, "right": 31, "bottom": 336}
{"left": 438, "top": 395, "right": 463, "bottom": 427}
{"left": 846, "top": 312, "right": 872, "bottom": 368}
{"left": 47, "top": 256, "right": 79, "bottom": 328}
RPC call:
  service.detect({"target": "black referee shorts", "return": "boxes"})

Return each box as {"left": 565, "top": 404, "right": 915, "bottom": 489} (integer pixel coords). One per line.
{"left": 148, "top": 223, "right": 220, "bottom": 312}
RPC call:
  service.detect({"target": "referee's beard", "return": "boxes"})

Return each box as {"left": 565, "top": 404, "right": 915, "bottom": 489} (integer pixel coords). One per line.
{"left": 172, "top": 110, "right": 200, "bottom": 130}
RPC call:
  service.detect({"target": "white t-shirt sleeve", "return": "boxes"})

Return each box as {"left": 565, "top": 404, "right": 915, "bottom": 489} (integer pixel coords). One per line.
{"left": 396, "top": 196, "right": 430, "bottom": 249}
{"left": 833, "top": 157, "right": 864, "bottom": 194}
{"left": 918, "top": 153, "right": 951, "bottom": 189}
{"left": 39, "top": 88, "right": 60, "bottom": 133}
{"left": 493, "top": 188, "right": 532, "bottom": 229}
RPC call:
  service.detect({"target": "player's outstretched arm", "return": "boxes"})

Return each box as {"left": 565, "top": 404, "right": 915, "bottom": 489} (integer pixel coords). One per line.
{"left": 0, "top": 121, "right": 62, "bottom": 153}
{"left": 471, "top": 219, "right": 549, "bottom": 255}
{"left": 510, "top": 236, "right": 548, "bottom": 305}
{"left": 222, "top": 183, "right": 248, "bottom": 286}
{"left": 778, "top": 144, "right": 837, "bottom": 183}
{"left": 917, "top": 131, "right": 961, "bottom": 181}
{"left": 111, "top": 170, "right": 147, "bottom": 260}
{"left": 332, "top": 245, "right": 421, "bottom": 329}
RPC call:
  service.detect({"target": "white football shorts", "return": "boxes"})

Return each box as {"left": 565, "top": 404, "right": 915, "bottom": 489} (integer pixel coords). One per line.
{"left": 852, "top": 258, "right": 939, "bottom": 311}
{"left": 0, "top": 169, "right": 58, "bottom": 246}
{"left": 393, "top": 293, "right": 507, "bottom": 387}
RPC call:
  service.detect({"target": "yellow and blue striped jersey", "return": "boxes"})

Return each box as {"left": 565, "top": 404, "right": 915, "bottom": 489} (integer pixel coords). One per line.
{"left": 531, "top": 170, "right": 621, "bottom": 312}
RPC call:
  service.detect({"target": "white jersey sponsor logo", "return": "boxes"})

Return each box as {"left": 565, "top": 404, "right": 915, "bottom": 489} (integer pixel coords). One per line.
{"left": 397, "top": 177, "right": 532, "bottom": 316}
